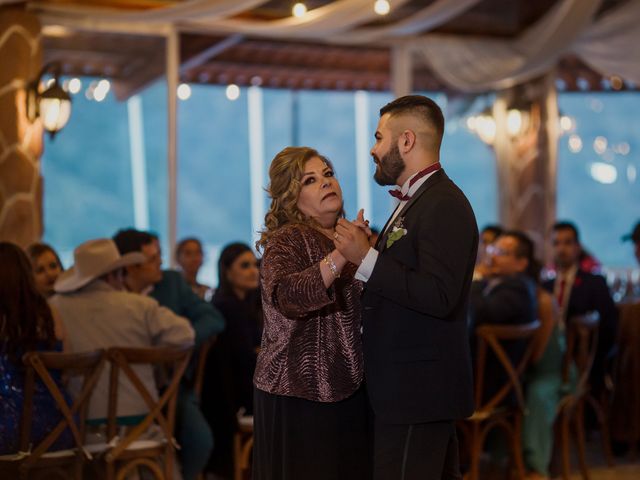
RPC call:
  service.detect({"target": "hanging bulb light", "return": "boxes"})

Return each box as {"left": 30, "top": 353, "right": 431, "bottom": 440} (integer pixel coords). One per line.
{"left": 374, "top": 0, "right": 391, "bottom": 15}
{"left": 292, "top": 3, "right": 307, "bottom": 18}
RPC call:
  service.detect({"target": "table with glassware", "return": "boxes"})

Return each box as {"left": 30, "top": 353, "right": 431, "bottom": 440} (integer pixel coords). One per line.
{"left": 609, "top": 268, "right": 640, "bottom": 453}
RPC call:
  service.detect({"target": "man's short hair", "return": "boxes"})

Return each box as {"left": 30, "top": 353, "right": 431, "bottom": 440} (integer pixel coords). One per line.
{"left": 502, "top": 230, "right": 534, "bottom": 260}
{"left": 552, "top": 221, "right": 580, "bottom": 243}
{"left": 481, "top": 224, "right": 503, "bottom": 238}
{"left": 501, "top": 230, "right": 540, "bottom": 280}
{"left": 380, "top": 95, "right": 445, "bottom": 148}
{"left": 113, "top": 229, "right": 154, "bottom": 255}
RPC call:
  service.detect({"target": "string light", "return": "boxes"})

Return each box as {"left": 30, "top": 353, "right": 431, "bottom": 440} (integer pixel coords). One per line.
{"left": 93, "top": 79, "right": 110, "bottom": 102}
{"left": 374, "top": 0, "right": 391, "bottom": 15}
{"left": 68, "top": 78, "right": 82, "bottom": 94}
{"left": 177, "top": 83, "right": 192, "bottom": 100}
{"left": 226, "top": 84, "right": 240, "bottom": 101}
{"left": 292, "top": 3, "right": 307, "bottom": 18}
{"left": 593, "top": 136, "right": 608, "bottom": 155}
{"left": 568, "top": 135, "right": 583, "bottom": 153}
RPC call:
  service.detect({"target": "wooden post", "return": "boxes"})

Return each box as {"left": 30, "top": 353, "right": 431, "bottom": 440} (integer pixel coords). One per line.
{"left": 492, "top": 73, "right": 559, "bottom": 262}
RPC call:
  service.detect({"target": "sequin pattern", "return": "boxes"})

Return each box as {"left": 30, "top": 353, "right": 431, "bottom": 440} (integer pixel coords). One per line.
{"left": 254, "top": 224, "right": 363, "bottom": 402}
{"left": 0, "top": 342, "right": 74, "bottom": 454}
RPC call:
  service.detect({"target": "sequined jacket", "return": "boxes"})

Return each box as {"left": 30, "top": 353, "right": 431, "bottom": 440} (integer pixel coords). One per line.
{"left": 254, "top": 223, "right": 363, "bottom": 402}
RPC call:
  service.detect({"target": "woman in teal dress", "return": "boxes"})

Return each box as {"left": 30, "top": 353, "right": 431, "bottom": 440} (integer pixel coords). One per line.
{"left": 522, "top": 266, "right": 574, "bottom": 479}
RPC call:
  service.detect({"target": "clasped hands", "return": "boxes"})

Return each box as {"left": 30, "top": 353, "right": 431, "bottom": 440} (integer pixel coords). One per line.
{"left": 334, "top": 209, "right": 372, "bottom": 266}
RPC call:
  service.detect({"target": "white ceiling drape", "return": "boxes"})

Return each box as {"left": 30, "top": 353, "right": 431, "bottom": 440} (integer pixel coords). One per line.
{"left": 31, "top": 0, "right": 269, "bottom": 23}
{"left": 331, "top": 0, "right": 482, "bottom": 44}
{"left": 30, "top": 0, "right": 640, "bottom": 91}
{"left": 573, "top": 0, "right": 640, "bottom": 86}
{"left": 412, "top": 0, "right": 603, "bottom": 92}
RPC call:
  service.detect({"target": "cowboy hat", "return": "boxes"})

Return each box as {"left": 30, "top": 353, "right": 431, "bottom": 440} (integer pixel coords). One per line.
{"left": 54, "top": 238, "right": 146, "bottom": 293}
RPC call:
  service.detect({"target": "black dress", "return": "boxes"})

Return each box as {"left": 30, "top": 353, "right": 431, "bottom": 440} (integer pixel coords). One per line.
{"left": 201, "top": 289, "right": 262, "bottom": 477}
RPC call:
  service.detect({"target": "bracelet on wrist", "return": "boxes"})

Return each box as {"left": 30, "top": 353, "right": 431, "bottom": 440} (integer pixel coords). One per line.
{"left": 323, "top": 254, "right": 340, "bottom": 279}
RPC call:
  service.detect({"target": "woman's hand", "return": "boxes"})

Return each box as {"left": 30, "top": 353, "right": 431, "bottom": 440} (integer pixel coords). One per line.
{"left": 352, "top": 209, "right": 372, "bottom": 237}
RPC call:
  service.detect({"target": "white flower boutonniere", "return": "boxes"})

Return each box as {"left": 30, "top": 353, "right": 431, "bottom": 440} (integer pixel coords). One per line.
{"left": 386, "top": 216, "right": 408, "bottom": 249}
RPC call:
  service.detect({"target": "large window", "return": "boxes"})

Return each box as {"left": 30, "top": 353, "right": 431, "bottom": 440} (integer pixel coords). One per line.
{"left": 42, "top": 82, "right": 500, "bottom": 283}
{"left": 557, "top": 92, "right": 639, "bottom": 267}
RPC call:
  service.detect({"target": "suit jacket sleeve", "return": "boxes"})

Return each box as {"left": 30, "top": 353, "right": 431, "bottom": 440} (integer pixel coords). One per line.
{"left": 470, "top": 277, "right": 534, "bottom": 327}
{"left": 592, "top": 275, "right": 618, "bottom": 355}
{"left": 262, "top": 227, "right": 335, "bottom": 319}
{"left": 366, "top": 192, "right": 477, "bottom": 319}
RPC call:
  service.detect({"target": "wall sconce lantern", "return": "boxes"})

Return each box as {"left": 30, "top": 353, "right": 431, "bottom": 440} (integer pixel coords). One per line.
{"left": 467, "top": 106, "right": 530, "bottom": 146}
{"left": 26, "top": 62, "right": 72, "bottom": 139}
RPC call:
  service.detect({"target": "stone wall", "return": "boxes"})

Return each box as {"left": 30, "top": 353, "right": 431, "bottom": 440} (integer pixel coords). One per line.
{"left": 0, "top": 6, "right": 43, "bottom": 247}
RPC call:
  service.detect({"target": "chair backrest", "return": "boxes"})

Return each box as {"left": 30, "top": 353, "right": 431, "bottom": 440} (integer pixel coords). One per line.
{"left": 104, "top": 345, "right": 193, "bottom": 461}
{"left": 563, "top": 312, "right": 600, "bottom": 394}
{"left": 19, "top": 349, "right": 106, "bottom": 467}
{"left": 193, "top": 336, "right": 216, "bottom": 401}
{"left": 474, "top": 321, "right": 541, "bottom": 414}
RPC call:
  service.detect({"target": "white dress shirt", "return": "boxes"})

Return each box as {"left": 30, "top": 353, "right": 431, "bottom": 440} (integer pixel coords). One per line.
{"left": 356, "top": 168, "right": 439, "bottom": 282}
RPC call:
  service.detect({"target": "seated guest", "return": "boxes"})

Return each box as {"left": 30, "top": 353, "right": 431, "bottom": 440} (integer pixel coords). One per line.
{"left": 543, "top": 221, "right": 618, "bottom": 397}
{"left": 113, "top": 229, "right": 225, "bottom": 480}
{"left": 175, "top": 237, "right": 211, "bottom": 300}
{"left": 518, "top": 236, "right": 570, "bottom": 480}
{"left": 49, "top": 238, "right": 194, "bottom": 424}
{"left": 203, "top": 243, "right": 262, "bottom": 477}
{"left": 26, "top": 242, "right": 64, "bottom": 298}
{"left": 481, "top": 224, "right": 503, "bottom": 247}
{"left": 622, "top": 220, "right": 640, "bottom": 266}
{"left": 475, "top": 224, "right": 503, "bottom": 278}
{"left": 0, "top": 242, "right": 72, "bottom": 454}
{"left": 469, "top": 231, "right": 538, "bottom": 402}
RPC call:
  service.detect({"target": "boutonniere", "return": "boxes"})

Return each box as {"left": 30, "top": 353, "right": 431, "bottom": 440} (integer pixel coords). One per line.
{"left": 386, "top": 216, "right": 407, "bottom": 249}
{"left": 574, "top": 276, "right": 582, "bottom": 287}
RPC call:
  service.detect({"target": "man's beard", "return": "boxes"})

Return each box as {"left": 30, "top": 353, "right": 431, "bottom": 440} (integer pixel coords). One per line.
{"left": 373, "top": 143, "right": 405, "bottom": 186}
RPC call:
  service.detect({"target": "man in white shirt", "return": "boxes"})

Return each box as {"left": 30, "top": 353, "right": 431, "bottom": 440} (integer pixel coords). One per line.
{"left": 50, "top": 238, "right": 194, "bottom": 421}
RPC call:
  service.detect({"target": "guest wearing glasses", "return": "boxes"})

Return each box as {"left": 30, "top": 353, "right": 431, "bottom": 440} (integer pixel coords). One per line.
{"left": 469, "top": 231, "right": 538, "bottom": 403}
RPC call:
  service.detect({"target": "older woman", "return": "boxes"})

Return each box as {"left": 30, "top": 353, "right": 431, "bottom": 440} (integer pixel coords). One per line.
{"left": 253, "top": 147, "right": 369, "bottom": 480}
{"left": 26, "top": 243, "right": 64, "bottom": 298}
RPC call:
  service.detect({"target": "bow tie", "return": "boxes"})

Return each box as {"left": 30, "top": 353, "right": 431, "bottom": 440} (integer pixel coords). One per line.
{"left": 388, "top": 162, "right": 441, "bottom": 201}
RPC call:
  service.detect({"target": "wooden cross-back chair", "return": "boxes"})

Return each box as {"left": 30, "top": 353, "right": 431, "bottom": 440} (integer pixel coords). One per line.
{"left": 556, "top": 312, "right": 613, "bottom": 480}
{"left": 101, "top": 345, "right": 192, "bottom": 480}
{"left": 0, "top": 349, "right": 106, "bottom": 480}
{"left": 459, "top": 320, "right": 540, "bottom": 480}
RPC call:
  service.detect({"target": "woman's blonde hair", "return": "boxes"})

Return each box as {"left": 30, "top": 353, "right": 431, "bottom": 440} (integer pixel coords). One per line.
{"left": 256, "top": 146, "right": 343, "bottom": 251}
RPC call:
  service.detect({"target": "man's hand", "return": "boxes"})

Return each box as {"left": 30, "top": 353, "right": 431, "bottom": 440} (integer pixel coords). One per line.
{"left": 335, "top": 216, "right": 371, "bottom": 265}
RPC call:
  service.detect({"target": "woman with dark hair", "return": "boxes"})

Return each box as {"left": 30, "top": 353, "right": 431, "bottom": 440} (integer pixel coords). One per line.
{"left": 175, "top": 237, "right": 211, "bottom": 299}
{"left": 202, "top": 242, "right": 261, "bottom": 477}
{"left": 0, "top": 242, "right": 71, "bottom": 454}
{"left": 26, "top": 242, "right": 64, "bottom": 298}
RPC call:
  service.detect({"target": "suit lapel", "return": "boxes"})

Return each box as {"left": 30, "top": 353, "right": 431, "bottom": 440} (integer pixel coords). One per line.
{"left": 377, "top": 170, "right": 447, "bottom": 253}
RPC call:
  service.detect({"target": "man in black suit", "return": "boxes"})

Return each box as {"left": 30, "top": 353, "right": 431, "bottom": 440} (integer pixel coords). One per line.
{"left": 470, "top": 231, "right": 538, "bottom": 403}
{"left": 335, "top": 95, "right": 478, "bottom": 479}
{"left": 543, "top": 222, "right": 618, "bottom": 396}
